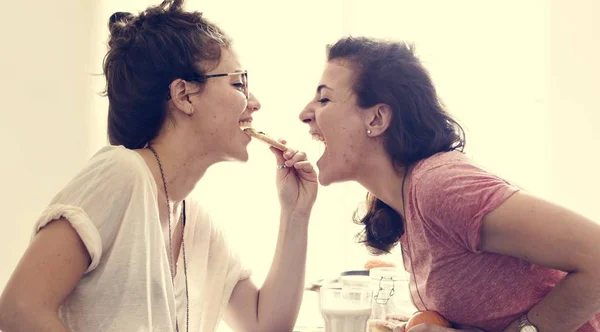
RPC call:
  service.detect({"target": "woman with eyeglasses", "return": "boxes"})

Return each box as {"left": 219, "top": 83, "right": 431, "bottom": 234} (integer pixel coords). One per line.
{"left": 0, "top": 1, "right": 317, "bottom": 332}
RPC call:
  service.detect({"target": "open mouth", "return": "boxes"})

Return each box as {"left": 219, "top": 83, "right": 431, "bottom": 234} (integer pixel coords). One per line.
{"left": 239, "top": 120, "right": 253, "bottom": 130}
{"left": 311, "top": 132, "right": 326, "bottom": 145}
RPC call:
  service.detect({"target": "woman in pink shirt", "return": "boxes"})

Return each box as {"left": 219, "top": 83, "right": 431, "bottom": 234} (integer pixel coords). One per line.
{"left": 299, "top": 36, "right": 600, "bottom": 332}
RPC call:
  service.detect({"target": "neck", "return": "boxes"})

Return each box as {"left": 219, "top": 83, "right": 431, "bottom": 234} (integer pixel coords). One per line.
{"left": 143, "top": 130, "right": 217, "bottom": 203}
{"left": 356, "top": 152, "right": 408, "bottom": 216}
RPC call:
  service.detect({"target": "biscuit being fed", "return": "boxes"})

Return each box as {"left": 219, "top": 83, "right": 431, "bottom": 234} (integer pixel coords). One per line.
{"left": 243, "top": 128, "right": 288, "bottom": 151}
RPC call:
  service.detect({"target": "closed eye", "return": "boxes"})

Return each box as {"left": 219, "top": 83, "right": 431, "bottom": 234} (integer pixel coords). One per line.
{"left": 318, "top": 98, "right": 330, "bottom": 104}
{"left": 233, "top": 82, "right": 246, "bottom": 91}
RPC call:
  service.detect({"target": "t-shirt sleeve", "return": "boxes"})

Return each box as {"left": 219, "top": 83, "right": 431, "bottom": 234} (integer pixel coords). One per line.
{"left": 414, "top": 159, "right": 520, "bottom": 253}
{"left": 32, "top": 147, "right": 142, "bottom": 274}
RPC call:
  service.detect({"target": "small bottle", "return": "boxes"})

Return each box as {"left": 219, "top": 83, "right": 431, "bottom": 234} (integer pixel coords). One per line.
{"left": 368, "top": 267, "right": 417, "bottom": 328}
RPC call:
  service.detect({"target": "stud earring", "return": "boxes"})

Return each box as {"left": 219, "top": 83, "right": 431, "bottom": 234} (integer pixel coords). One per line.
{"left": 188, "top": 106, "right": 194, "bottom": 117}
{"left": 367, "top": 129, "right": 372, "bottom": 135}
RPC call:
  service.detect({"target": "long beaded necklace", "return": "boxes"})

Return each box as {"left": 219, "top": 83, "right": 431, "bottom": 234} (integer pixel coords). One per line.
{"left": 148, "top": 145, "right": 189, "bottom": 332}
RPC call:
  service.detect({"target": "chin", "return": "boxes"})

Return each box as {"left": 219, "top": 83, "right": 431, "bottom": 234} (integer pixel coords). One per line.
{"left": 318, "top": 170, "right": 342, "bottom": 186}
{"left": 318, "top": 166, "right": 356, "bottom": 186}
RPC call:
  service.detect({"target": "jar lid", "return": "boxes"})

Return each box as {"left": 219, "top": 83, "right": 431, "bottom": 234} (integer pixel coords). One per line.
{"left": 340, "top": 269, "right": 369, "bottom": 276}
{"left": 340, "top": 275, "right": 370, "bottom": 288}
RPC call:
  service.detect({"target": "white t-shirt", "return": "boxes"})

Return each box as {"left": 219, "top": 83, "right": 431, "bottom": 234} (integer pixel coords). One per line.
{"left": 32, "top": 145, "right": 251, "bottom": 332}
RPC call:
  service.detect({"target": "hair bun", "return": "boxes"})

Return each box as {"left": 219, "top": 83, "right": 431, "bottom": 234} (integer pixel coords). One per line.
{"left": 108, "top": 12, "right": 137, "bottom": 48}
{"left": 109, "top": 12, "right": 134, "bottom": 28}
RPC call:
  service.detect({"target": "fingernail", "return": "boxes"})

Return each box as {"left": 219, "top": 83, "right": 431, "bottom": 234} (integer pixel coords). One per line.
{"left": 284, "top": 151, "right": 293, "bottom": 158}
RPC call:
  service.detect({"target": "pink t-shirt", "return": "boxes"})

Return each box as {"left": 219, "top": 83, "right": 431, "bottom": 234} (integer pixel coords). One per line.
{"left": 400, "top": 151, "right": 600, "bottom": 331}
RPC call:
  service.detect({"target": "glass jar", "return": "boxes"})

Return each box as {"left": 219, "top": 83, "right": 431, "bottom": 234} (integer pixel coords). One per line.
{"left": 368, "top": 267, "right": 417, "bottom": 322}
{"left": 340, "top": 274, "right": 371, "bottom": 290}
{"left": 319, "top": 285, "right": 373, "bottom": 332}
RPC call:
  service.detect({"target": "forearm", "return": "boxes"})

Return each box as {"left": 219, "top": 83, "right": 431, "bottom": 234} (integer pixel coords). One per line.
{"left": 0, "top": 308, "right": 69, "bottom": 332}
{"left": 504, "top": 270, "right": 600, "bottom": 332}
{"left": 256, "top": 213, "right": 309, "bottom": 331}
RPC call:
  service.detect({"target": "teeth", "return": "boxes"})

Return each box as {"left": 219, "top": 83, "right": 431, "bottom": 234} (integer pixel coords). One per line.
{"left": 239, "top": 121, "right": 252, "bottom": 130}
{"left": 312, "top": 133, "right": 326, "bottom": 144}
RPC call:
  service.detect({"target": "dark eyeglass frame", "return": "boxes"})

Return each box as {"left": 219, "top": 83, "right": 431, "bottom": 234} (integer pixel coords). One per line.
{"left": 166, "top": 70, "right": 249, "bottom": 100}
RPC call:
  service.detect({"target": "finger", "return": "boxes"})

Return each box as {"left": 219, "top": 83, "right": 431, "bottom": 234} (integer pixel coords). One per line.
{"left": 269, "top": 138, "right": 290, "bottom": 165}
{"left": 284, "top": 151, "right": 307, "bottom": 167}
{"left": 270, "top": 147, "right": 285, "bottom": 165}
{"left": 292, "top": 161, "right": 315, "bottom": 173}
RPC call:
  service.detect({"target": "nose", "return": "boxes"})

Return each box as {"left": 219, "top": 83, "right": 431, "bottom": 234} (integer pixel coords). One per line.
{"left": 246, "top": 92, "right": 261, "bottom": 112}
{"left": 299, "top": 101, "right": 314, "bottom": 124}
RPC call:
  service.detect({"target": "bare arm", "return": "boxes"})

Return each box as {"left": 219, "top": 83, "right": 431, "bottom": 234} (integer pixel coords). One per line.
{"left": 0, "top": 218, "right": 90, "bottom": 332}
{"left": 224, "top": 213, "right": 309, "bottom": 332}
{"left": 480, "top": 192, "right": 600, "bottom": 332}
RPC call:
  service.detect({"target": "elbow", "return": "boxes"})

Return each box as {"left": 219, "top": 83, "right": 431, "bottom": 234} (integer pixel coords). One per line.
{"left": 0, "top": 295, "right": 42, "bottom": 331}
{"left": 575, "top": 255, "right": 600, "bottom": 295}
{"left": 0, "top": 294, "right": 12, "bottom": 330}
{"left": 0, "top": 296, "right": 18, "bottom": 331}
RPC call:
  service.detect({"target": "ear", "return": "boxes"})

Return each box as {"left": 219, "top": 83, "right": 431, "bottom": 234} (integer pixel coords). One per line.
{"left": 364, "top": 103, "right": 392, "bottom": 137}
{"left": 168, "top": 79, "right": 196, "bottom": 116}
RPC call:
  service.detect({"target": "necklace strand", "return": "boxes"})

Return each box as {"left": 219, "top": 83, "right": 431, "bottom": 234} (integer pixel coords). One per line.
{"left": 148, "top": 145, "right": 189, "bottom": 332}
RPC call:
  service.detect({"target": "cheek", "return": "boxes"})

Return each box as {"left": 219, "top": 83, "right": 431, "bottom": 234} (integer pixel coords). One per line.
{"left": 318, "top": 107, "right": 364, "bottom": 160}
{"left": 340, "top": 132, "right": 362, "bottom": 164}
{"left": 331, "top": 126, "right": 364, "bottom": 167}
{"left": 206, "top": 87, "right": 247, "bottom": 114}
{"left": 224, "top": 89, "right": 248, "bottom": 111}
{"left": 214, "top": 92, "right": 247, "bottom": 126}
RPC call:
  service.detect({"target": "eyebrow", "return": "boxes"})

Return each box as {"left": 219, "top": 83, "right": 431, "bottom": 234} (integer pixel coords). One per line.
{"left": 317, "top": 84, "right": 333, "bottom": 94}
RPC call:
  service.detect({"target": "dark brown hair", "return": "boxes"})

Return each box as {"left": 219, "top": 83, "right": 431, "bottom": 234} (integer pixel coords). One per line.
{"left": 327, "top": 37, "right": 466, "bottom": 254}
{"left": 103, "top": 0, "right": 231, "bottom": 149}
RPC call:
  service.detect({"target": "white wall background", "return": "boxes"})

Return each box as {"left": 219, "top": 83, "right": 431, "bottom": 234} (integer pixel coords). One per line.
{"left": 1, "top": 0, "right": 598, "bottom": 330}
{"left": 0, "top": 0, "right": 99, "bottom": 293}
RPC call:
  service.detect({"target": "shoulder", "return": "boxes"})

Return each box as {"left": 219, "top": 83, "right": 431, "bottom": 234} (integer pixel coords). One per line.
{"left": 76, "top": 145, "right": 150, "bottom": 186}
{"left": 88, "top": 145, "right": 148, "bottom": 174}
{"left": 52, "top": 145, "right": 152, "bottom": 202}
{"left": 410, "top": 150, "right": 518, "bottom": 213}
{"left": 413, "top": 151, "right": 475, "bottom": 179}
{"left": 411, "top": 151, "right": 506, "bottom": 188}
{"left": 410, "top": 151, "right": 519, "bottom": 223}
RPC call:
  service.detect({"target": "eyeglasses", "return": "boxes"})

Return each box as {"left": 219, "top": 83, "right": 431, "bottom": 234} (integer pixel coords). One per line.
{"left": 167, "top": 70, "right": 249, "bottom": 100}
{"left": 187, "top": 70, "right": 249, "bottom": 99}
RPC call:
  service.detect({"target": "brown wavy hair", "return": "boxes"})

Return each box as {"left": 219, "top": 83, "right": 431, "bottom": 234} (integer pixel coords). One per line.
{"left": 102, "top": 0, "right": 231, "bottom": 149}
{"left": 327, "top": 37, "right": 466, "bottom": 254}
